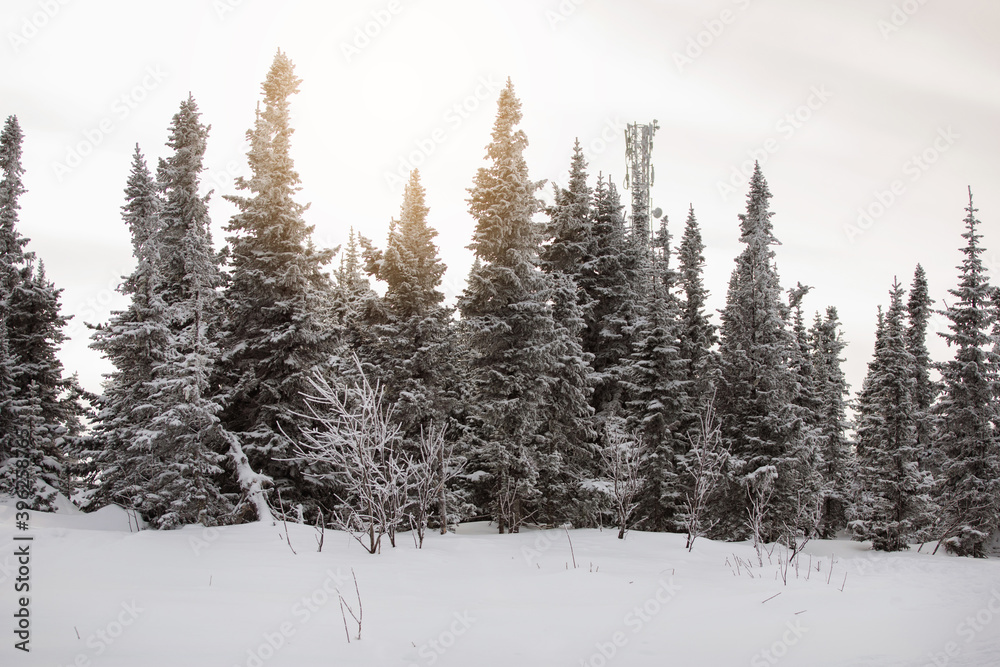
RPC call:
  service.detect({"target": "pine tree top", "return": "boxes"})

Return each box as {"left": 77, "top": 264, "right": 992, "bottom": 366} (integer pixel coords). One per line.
{"left": 738, "top": 162, "right": 776, "bottom": 247}
{"left": 939, "top": 188, "right": 994, "bottom": 350}
{"left": 364, "top": 170, "right": 447, "bottom": 319}
{"left": 466, "top": 78, "right": 539, "bottom": 268}
{"left": 0, "top": 115, "right": 30, "bottom": 270}
{"left": 122, "top": 145, "right": 161, "bottom": 258}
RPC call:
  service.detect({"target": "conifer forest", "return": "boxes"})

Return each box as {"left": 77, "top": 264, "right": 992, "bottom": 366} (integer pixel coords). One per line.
{"left": 5, "top": 4, "right": 1000, "bottom": 665}
{"left": 2, "top": 48, "right": 998, "bottom": 560}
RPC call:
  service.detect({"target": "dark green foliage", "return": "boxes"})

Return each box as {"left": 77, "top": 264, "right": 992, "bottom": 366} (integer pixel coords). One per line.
{"left": 217, "top": 51, "right": 340, "bottom": 516}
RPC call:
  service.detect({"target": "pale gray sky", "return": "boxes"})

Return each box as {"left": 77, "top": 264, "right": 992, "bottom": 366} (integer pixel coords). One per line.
{"left": 3, "top": 0, "right": 999, "bottom": 398}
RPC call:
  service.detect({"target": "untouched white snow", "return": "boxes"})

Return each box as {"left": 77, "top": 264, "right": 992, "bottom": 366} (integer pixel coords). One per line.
{"left": 2, "top": 499, "right": 999, "bottom": 666}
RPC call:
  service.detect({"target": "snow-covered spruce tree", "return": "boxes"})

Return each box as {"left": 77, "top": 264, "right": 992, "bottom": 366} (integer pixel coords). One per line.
{"left": 0, "top": 116, "right": 29, "bottom": 288}
{"left": 0, "top": 115, "right": 87, "bottom": 508}
{"left": 786, "top": 283, "right": 824, "bottom": 533}
{"left": 810, "top": 307, "right": 853, "bottom": 537}
{"left": 359, "top": 170, "right": 460, "bottom": 433}
{"left": 906, "top": 264, "right": 937, "bottom": 461}
{"left": 8, "top": 260, "right": 88, "bottom": 499}
{"left": 89, "top": 145, "right": 172, "bottom": 511}
{"left": 335, "top": 226, "right": 378, "bottom": 339}
{"left": 218, "top": 51, "right": 339, "bottom": 518}
{"left": 458, "top": 79, "right": 592, "bottom": 532}
{"left": 850, "top": 279, "right": 935, "bottom": 551}
{"left": 625, "top": 217, "right": 688, "bottom": 531}
{"left": 135, "top": 95, "right": 236, "bottom": 529}
{"left": 0, "top": 114, "right": 34, "bottom": 501}
{"left": 677, "top": 204, "right": 718, "bottom": 401}
{"left": 537, "top": 142, "right": 600, "bottom": 525}
{"left": 932, "top": 190, "right": 1000, "bottom": 556}
{"left": 541, "top": 139, "right": 594, "bottom": 294}
{"left": 713, "top": 163, "right": 812, "bottom": 542}
{"left": 581, "top": 174, "right": 643, "bottom": 417}
{"left": 358, "top": 170, "right": 466, "bottom": 530}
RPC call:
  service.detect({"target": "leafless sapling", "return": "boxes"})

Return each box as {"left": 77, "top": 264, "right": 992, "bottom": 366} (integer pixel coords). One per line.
{"left": 599, "top": 418, "right": 644, "bottom": 540}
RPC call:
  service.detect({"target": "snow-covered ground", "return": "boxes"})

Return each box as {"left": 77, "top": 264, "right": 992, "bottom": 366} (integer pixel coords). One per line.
{"left": 2, "top": 499, "right": 999, "bottom": 667}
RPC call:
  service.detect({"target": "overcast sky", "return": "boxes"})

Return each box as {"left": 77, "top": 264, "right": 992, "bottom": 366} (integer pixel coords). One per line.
{"left": 3, "top": 0, "right": 999, "bottom": 399}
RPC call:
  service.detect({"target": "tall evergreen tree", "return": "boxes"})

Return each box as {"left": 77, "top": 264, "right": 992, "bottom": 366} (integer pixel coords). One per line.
{"left": 580, "top": 175, "right": 642, "bottom": 417}
{"left": 811, "top": 307, "right": 853, "bottom": 537}
{"left": 906, "top": 264, "right": 936, "bottom": 459}
{"left": 359, "top": 170, "right": 461, "bottom": 436}
{"left": 538, "top": 141, "right": 601, "bottom": 522}
{"left": 714, "top": 163, "right": 810, "bottom": 541}
{"left": 140, "top": 95, "right": 231, "bottom": 528}
{"left": 458, "top": 79, "right": 592, "bottom": 531}
{"left": 786, "top": 283, "right": 824, "bottom": 533}
{"left": 218, "top": 51, "right": 339, "bottom": 516}
{"left": 0, "top": 116, "right": 29, "bottom": 279}
{"left": 932, "top": 189, "right": 1000, "bottom": 556}
{"left": 89, "top": 145, "right": 172, "bottom": 512}
{"left": 0, "top": 115, "right": 86, "bottom": 507}
{"left": 626, "top": 217, "right": 688, "bottom": 531}
{"left": 850, "top": 279, "right": 935, "bottom": 551}
{"left": 335, "top": 226, "right": 377, "bottom": 342}
{"left": 676, "top": 204, "right": 717, "bottom": 397}
{"left": 541, "top": 139, "right": 594, "bottom": 286}
{"left": 92, "top": 100, "right": 236, "bottom": 528}
{"left": 0, "top": 115, "right": 29, "bottom": 500}
{"left": 8, "top": 260, "right": 87, "bottom": 496}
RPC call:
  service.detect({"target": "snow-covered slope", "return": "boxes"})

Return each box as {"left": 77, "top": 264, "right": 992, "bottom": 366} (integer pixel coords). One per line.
{"left": 1, "top": 500, "right": 998, "bottom": 666}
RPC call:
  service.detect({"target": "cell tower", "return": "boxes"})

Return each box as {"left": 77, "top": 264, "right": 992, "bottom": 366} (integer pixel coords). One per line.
{"left": 623, "top": 120, "right": 659, "bottom": 246}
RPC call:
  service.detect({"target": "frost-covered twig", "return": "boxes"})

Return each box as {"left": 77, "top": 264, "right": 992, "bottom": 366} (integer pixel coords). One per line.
{"left": 315, "top": 508, "right": 325, "bottom": 552}
{"left": 276, "top": 488, "right": 296, "bottom": 555}
{"left": 682, "top": 392, "right": 727, "bottom": 551}
{"left": 336, "top": 568, "right": 364, "bottom": 642}
{"left": 288, "top": 358, "right": 407, "bottom": 554}
{"left": 599, "top": 417, "right": 643, "bottom": 540}
{"left": 565, "top": 527, "right": 577, "bottom": 569}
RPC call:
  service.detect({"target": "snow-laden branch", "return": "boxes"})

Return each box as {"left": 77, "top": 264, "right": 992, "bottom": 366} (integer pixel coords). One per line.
{"left": 221, "top": 428, "right": 274, "bottom": 525}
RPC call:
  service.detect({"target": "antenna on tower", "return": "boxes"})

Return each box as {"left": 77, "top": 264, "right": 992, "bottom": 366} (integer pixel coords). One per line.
{"left": 624, "top": 120, "right": 659, "bottom": 247}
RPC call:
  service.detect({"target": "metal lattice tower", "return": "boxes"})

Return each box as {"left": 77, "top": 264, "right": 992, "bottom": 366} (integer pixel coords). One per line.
{"left": 624, "top": 120, "right": 659, "bottom": 246}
